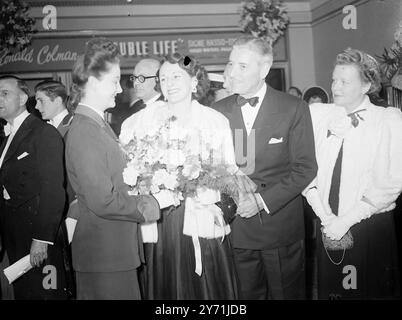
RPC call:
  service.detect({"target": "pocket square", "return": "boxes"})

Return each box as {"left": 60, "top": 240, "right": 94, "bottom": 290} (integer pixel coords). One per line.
{"left": 268, "top": 137, "right": 283, "bottom": 144}
{"left": 17, "top": 152, "right": 29, "bottom": 160}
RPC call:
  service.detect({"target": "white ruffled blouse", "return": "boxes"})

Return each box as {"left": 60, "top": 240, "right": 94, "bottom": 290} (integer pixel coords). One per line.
{"left": 305, "top": 95, "right": 402, "bottom": 225}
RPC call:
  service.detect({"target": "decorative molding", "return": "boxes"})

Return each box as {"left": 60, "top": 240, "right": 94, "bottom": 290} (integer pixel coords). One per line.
{"left": 31, "top": 26, "right": 242, "bottom": 38}
{"left": 25, "top": 0, "right": 242, "bottom": 6}
{"left": 28, "top": 4, "right": 241, "bottom": 17}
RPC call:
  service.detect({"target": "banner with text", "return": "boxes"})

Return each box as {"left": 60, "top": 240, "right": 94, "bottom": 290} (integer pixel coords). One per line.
{"left": 0, "top": 32, "right": 287, "bottom": 73}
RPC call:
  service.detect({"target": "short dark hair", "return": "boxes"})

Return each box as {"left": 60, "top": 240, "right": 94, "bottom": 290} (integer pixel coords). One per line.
{"left": 157, "top": 52, "right": 210, "bottom": 101}
{"left": 35, "top": 80, "right": 68, "bottom": 105}
{"left": 71, "top": 37, "right": 120, "bottom": 106}
{"left": 303, "top": 86, "right": 329, "bottom": 104}
{"left": 335, "top": 48, "right": 382, "bottom": 94}
{"left": 0, "top": 74, "right": 30, "bottom": 96}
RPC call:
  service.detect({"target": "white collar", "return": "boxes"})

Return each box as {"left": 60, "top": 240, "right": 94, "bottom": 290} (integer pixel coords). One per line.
{"left": 78, "top": 103, "right": 105, "bottom": 120}
{"left": 49, "top": 109, "right": 69, "bottom": 128}
{"left": 336, "top": 95, "right": 370, "bottom": 115}
{"left": 255, "top": 82, "right": 267, "bottom": 107}
{"left": 144, "top": 94, "right": 161, "bottom": 106}
{"left": 130, "top": 94, "right": 161, "bottom": 107}
{"left": 4, "top": 110, "right": 30, "bottom": 136}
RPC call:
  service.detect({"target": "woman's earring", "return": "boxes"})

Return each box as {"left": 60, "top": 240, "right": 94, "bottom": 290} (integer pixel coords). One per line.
{"left": 192, "top": 86, "right": 197, "bottom": 93}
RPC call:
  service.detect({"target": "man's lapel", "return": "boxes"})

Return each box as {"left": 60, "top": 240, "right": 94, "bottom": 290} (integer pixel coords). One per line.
{"left": 2, "top": 115, "right": 34, "bottom": 165}
{"left": 223, "top": 95, "right": 247, "bottom": 132}
{"left": 252, "top": 86, "right": 283, "bottom": 131}
{"left": 0, "top": 136, "right": 8, "bottom": 158}
{"left": 57, "top": 112, "right": 73, "bottom": 137}
{"left": 222, "top": 95, "right": 248, "bottom": 161}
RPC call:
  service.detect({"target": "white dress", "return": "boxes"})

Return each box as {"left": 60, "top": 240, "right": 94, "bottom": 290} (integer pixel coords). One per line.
{"left": 120, "top": 100, "right": 240, "bottom": 299}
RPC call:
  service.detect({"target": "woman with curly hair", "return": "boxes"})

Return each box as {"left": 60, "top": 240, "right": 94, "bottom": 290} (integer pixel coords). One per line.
{"left": 305, "top": 48, "right": 402, "bottom": 299}
{"left": 120, "top": 53, "right": 240, "bottom": 299}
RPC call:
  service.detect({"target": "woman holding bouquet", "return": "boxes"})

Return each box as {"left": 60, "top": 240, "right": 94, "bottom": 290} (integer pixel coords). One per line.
{"left": 120, "top": 53, "right": 244, "bottom": 299}
{"left": 305, "top": 48, "right": 402, "bottom": 299}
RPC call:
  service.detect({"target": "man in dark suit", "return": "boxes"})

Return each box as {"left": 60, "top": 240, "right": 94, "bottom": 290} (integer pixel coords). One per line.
{"left": 34, "top": 80, "right": 73, "bottom": 137}
{"left": 34, "top": 80, "right": 75, "bottom": 297}
{"left": 0, "top": 75, "right": 70, "bottom": 300}
{"left": 213, "top": 36, "right": 317, "bottom": 300}
{"left": 34, "top": 80, "right": 74, "bottom": 200}
{"left": 107, "top": 58, "right": 163, "bottom": 136}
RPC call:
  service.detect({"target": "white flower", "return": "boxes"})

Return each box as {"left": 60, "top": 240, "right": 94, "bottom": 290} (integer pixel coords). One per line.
{"left": 173, "top": 191, "right": 184, "bottom": 206}
{"left": 163, "top": 149, "right": 186, "bottom": 167}
{"left": 153, "top": 169, "right": 178, "bottom": 190}
{"left": 167, "top": 123, "right": 188, "bottom": 141}
{"left": 182, "top": 159, "right": 202, "bottom": 180}
{"left": 123, "top": 165, "right": 139, "bottom": 186}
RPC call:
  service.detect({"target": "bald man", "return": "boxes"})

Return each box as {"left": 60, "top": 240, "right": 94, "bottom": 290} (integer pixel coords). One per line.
{"left": 109, "top": 58, "right": 163, "bottom": 135}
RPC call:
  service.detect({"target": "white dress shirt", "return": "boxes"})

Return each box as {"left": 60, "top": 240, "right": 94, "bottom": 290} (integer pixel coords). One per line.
{"left": 0, "top": 110, "right": 30, "bottom": 168}
{"left": 144, "top": 94, "right": 161, "bottom": 106}
{"left": 49, "top": 109, "right": 69, "bottom": 128}
{"left": 240, "top": 83, "right": 267, "bottom": 136}
{"left": 239, "top": 83, "right": 270, "bottom": 214}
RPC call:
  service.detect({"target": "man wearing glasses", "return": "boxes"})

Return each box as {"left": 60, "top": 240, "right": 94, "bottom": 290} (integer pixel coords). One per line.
{"left": 110, "top": 58, "right": 162, "bottom": 135}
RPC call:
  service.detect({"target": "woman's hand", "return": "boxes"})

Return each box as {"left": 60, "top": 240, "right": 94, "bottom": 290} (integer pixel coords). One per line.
{"left": 322, "top": 216, "right": 350, "bottom": 240}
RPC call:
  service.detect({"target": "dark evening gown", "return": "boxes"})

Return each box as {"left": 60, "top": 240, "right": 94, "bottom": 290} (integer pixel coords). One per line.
{"left": 316, "top": 211, "right": 400, "bottom": 300}
{"left": 139, "top": 201, "right": 240, "bottom": 300}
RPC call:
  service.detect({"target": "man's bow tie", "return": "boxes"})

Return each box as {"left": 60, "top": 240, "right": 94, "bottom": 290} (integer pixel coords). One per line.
{"left": 347, "top": 109, "right": 366, "bottom": 127}
{"left": 236, "top": 95, "right": 259, "bottom": 107}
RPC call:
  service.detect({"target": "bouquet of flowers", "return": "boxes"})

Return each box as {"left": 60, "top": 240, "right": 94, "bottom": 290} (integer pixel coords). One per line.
{"left": 239, "top": 0, "right": 289, "bottom": 46}
{"left": 0, "top": 0, "right": 36, "bottom": 54}
{"left": 121, "top": 115, "right": 256, "bottom": 221}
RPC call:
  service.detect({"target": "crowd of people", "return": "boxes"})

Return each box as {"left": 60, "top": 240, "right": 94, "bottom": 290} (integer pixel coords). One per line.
{"left": 0, "top": 35, "right": 401, "bottom": 300}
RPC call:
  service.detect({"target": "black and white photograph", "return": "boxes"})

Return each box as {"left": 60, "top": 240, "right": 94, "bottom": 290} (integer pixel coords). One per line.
{"left": 0, "top": 0, "right": 401, "bottom": 306}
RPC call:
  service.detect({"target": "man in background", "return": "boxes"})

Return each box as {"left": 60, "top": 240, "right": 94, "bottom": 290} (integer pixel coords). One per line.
{"left": 34, "top": 80, "right": 75, "bottom": 298}
{"left": 0, "top": 75, "right": 70, "bottom": 299}
{"left": 109, "top": 58, "right": 162, "bottom": 136}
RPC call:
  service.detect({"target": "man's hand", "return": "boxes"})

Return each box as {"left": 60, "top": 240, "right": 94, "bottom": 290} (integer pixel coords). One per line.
{"left": 138, "top": 195, "right": 160, "bottom": 222}
{"left": 30, "top": 240, "right": 48, "bottom": 268}
{"left": 237, "top": 192, "right": 264, "bottom": 218}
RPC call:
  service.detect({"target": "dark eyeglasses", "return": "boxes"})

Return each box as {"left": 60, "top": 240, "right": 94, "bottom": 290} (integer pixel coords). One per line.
{"left": 130, "top": 75, "right": 158, "bottom": 83}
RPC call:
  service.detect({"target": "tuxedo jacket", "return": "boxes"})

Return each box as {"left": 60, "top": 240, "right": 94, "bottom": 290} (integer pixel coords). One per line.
{"left": 213, "top": 86, "right": 317, "bottom": 249}
{"left": 56, "top": 112, "right": 74, "bottom": 139}
{"left": 56, "top": 112, "right": 75, "bottom": 207}
{"left": 0, "top": 114, "right": 66, "bottom": 262}
{"left": 65, "top": 105, "right": 146, "bottom": 272}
